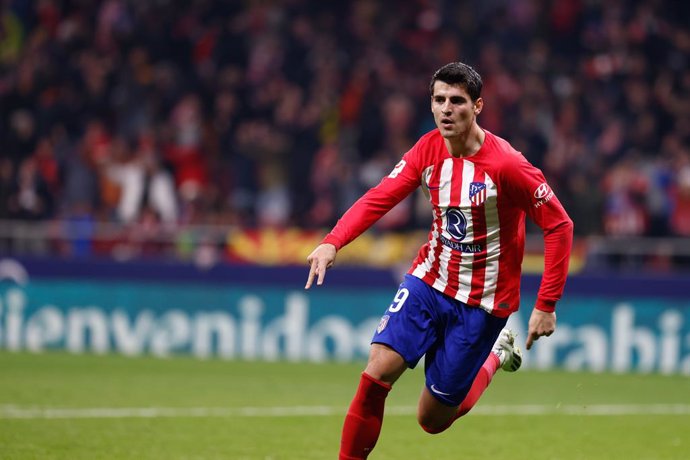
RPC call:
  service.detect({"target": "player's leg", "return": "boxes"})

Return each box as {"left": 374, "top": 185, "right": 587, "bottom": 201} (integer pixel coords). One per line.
{"left": 340, "top": 274, "right": 439, "bottom": 459}
{"left": 416, "top": 305, "right": 509, "bottom": 434}
{"left": 339, "top": 344, "right": 407, "bottom": 460}
{"left": 417, "top": 348, "right": 501, "bottom": 432}
{"left": 416, "top": 385, "right": 461, "bottom": 432}
{"left": 452, "top": 328, "right": 522, "bottom": 416}
{"left": 418, "top": 326, "right": 522, "bottom": 433}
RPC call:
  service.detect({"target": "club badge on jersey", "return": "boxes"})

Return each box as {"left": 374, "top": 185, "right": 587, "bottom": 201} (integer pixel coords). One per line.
{"left": 377, "top": 315, "right": 390, "bottom": 333}
{"left": 469, "top": 182, "right": 487, "bottom": 206}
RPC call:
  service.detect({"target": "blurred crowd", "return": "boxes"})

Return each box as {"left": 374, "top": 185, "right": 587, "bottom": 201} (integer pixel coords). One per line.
{"left": 1, "top": 0, "right": 689, "bottom": 239}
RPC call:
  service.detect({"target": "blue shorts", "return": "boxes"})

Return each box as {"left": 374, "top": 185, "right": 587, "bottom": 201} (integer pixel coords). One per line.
{"left": 372, "top": 274, "right": 507, "bottom": 406}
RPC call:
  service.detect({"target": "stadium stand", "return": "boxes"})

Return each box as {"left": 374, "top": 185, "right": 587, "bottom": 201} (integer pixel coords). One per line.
{"left": 1, "top": 0, "right": 689, "bottom": 268}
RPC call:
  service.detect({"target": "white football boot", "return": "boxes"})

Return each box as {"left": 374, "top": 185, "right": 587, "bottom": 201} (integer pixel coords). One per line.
{"left": 492, "top": 328, "right": 522, "bottom": 372}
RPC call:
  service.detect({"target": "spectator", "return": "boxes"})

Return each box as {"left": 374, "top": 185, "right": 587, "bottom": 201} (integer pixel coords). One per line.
{"left": 0, "top": 0, "right": 687, "bottom": 245}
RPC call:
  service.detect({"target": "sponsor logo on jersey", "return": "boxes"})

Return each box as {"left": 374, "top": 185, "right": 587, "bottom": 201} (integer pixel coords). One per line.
{"left": 534, "top": 182, "right": 551, "bottom": 199}
{"left": 469, "top": 182, "right": 487, "bottom": 206}
{"left": 440, "top": 235, "right": 484, "bottom": 253}
{"left": 376, "top": 315, "right": 390, "bottom": 334}
{"left": 388, "top": 160, "right": 406, "bottom": 178}
{"left": 445, "top": 208, "right": 467, "bottom": 241}
{"left": 533, "top": 182, "right": 554, "bottom": 208}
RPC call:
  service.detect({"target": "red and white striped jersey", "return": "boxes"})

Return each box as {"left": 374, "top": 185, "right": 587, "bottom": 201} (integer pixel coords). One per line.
{"left": 323, "top": 129, "right": 573, "bottom": 318}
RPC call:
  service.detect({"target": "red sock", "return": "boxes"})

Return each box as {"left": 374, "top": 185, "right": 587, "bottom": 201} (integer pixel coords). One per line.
{"left": 457, "top": 352, "right": 500, "bottom": 418}
{"left": 339, "top": 372, "right": 392, "bottom": 460}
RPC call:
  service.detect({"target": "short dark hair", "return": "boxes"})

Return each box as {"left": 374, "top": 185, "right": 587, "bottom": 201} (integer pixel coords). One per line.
{"left": 429, "top": 62, "right": 483, "bottom": 101}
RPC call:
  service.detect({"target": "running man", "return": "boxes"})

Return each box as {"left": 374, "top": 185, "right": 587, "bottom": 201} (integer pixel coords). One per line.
{"left": 305, "top": 62, "right": 573, "bottom": 459}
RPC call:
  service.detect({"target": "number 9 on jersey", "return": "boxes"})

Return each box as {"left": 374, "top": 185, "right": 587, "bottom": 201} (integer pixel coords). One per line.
{"left": 389, "top": 287, "right": 409, "bottom": 312}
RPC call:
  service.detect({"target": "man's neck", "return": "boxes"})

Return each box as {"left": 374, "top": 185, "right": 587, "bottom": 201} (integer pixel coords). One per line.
{"left": 445, "top": 125, "right": 485, "bottom": 158}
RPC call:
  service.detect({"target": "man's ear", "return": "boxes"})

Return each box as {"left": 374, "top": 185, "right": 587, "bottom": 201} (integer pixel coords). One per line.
{"left": 474, "top": 97, "right": 483, "bottom": 115}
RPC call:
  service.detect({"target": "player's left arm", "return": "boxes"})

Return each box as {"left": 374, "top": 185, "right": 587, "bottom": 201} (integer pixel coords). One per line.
{"left": 504, "top": 155, "right": 574, "bottom": 349}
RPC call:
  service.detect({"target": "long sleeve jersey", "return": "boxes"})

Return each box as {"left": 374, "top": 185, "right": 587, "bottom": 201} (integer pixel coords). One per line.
{"left": 323, "top": 129, "right": 574, "bottom": 318}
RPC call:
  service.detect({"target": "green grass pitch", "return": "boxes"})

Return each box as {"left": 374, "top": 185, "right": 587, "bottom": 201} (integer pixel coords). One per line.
{"left": 1, "top": 351, "right": 688, "bottom": 459}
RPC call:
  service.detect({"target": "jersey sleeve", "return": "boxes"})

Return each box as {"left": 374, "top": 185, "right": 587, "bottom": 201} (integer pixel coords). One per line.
{"left": 322, "top": 143, "right": 423, "bottom": 250}
{"left": 503, "top": 155, "right": 574, "bottom": 312}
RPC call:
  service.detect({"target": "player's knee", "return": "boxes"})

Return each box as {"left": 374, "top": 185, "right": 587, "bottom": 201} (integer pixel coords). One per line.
{"left": 362, "top": 366, "right": 398, "bottom": 384}
{"left": 418, "top": 421, "right": 449, "bottom": 435}
{"left": 417, "top": 414, "right": 452, "bottom": 435}
{"left": 363, "top": 345, "right": 407, "bottom": 385}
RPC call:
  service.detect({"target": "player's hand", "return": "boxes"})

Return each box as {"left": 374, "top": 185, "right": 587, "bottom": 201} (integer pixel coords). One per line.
{"left": 526, "top": 309, "right": 556, "bottom": 350}
{"left": 305, "top": 243, "right": 337, "bottom": 289}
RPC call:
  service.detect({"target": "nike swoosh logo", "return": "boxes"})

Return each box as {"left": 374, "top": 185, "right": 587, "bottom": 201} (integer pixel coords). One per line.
{"left": 424, "top": 181, "right": 447, "bottom": 191}
{"left": 430, "top": 384, "right": 452, "bottom": 396}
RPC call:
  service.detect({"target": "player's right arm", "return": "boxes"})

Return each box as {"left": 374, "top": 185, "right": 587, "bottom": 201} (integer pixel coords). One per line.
{"left": 304, "top": 142, "right": 424, "bottom": 289}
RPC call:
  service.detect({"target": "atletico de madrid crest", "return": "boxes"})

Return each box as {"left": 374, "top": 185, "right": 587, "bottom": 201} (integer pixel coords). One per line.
{"left": 377, "top": 315, "right": 390, "bottom": 334}
{"left": 469, "top": 182, "right": 487, "bottom": 206}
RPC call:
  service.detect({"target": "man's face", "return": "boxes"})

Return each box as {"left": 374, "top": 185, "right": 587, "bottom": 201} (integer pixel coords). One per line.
{"left": 431, "top": 81, "right": 482, "bottom": 139}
